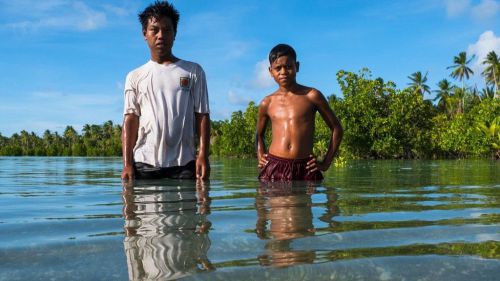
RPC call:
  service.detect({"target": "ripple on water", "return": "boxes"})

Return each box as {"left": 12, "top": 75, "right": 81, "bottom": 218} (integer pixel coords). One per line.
{"left": 0, "top": 158, "right": 499, "bottom": 281}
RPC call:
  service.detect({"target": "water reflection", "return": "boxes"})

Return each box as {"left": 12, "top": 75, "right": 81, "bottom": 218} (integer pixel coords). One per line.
{"left": 255, "top": 181, "right": 319, "bottom": 267}
{"left": 122, "top": 180, "right": 213, "bottom": 280}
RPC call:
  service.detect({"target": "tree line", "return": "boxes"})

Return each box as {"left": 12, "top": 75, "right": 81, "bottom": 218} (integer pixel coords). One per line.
{"left": 0, "top": 121, "right": 122, "bottom": 156}
{"left": 1, "top": 51, "right": 499, "bottom": 159}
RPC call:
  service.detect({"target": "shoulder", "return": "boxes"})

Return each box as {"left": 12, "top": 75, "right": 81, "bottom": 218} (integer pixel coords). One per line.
{"left": 178, "top": 59, "right": 205, "bottom": 73}
{"left": 260, "top": 95, "right": 272, "bottom": 105}
{"left": 126, "top": 61, "right": 153, "bottom": 80}
{"left": 305, "top": 87, "right": 327, "bottom": 103}
{"left": 260, "top": 91, "right": 280, "bottom": 106}
{"left": 304, "top": 87, "right": 323, "bottom": 98}
{"left": 258, "top": 94, "right": 275, "bottom": 111}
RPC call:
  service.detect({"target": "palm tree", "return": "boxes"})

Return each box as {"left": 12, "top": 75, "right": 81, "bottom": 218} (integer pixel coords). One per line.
{"left": 447, "top": 51, "right": 475, "bottom": 113}
{"left": 408, "top": 71, "right": 431, "bottom": 96}
{"left": 453, "top": 87, "right": 467, "bottom": 114}
{"left": 482, "top": 51, "right": 500, "bottom": 97}
{"left": 481, "top": 86, "right": 496, "bottom": 100}
{"left": 434, "top": 79, "right": 454, "bottom": 112}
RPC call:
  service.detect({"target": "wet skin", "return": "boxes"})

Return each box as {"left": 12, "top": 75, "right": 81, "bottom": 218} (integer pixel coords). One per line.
{"left": 256, "top": 55, "right": 343, "bottom": 173}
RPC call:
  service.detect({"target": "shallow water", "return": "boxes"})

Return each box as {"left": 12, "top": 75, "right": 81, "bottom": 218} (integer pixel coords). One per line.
{"left": 0, "top": 157, "right": 499, "bottom": 281}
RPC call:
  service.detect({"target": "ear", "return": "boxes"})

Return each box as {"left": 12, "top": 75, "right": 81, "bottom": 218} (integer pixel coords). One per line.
{"left": 296, "top": 61, "right": 300, "bottom": 72}
{"left": 268, "top": 66, "right": 273, "bottom": 76}
{"left": 142, "top": 29, "right": 147, "bottom": 40}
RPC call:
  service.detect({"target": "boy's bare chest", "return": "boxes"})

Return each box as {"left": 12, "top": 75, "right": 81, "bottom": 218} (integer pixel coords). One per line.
{"left": 268, "top": 96, "right": 315, "bottom": 121}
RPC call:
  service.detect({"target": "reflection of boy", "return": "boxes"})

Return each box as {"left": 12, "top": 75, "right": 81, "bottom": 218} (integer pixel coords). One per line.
{"left": 255, "top": 182, "right": 316, "bottom": 267}
{"left": 121, "top": 1, "right": 210, "bottom": 181}
{"left": 122, "top": 181, "right": 213, "bottom": 280}
{"left": 256, "top": 44, "right": 343, "bottom": 181}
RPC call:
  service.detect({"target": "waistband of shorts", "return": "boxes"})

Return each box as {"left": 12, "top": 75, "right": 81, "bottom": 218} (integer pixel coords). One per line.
{"left": 266, "top": 153, "right": 312, "bottom": 163}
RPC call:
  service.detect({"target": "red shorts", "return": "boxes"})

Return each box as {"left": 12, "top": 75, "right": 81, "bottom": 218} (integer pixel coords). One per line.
{"left": 258, "top": 154, "right": 323, "bottom": 182}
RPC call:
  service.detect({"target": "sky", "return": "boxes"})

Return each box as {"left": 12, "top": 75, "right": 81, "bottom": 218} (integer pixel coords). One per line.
{"left": 0, "top": 0, "right": 499, "bottom": 136}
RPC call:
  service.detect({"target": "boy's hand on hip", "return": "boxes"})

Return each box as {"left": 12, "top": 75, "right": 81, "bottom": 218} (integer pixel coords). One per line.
{"left": 258, "top": 153, "right": 268, "bottom": 169}
{"left": 306, "top": 155, "right": 329, "bottom": 172}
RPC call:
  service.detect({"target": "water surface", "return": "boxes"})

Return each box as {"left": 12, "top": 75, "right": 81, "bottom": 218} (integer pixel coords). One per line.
{"left": 0, "top": 157, "right": 499, "bottom": 280}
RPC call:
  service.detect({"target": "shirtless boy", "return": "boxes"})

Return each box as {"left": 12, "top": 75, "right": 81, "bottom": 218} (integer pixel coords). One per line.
{"left": 256, "top": 44, "right": 343, "bottom": 181}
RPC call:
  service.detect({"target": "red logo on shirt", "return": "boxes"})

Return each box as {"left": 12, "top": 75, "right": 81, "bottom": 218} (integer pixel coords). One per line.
{"left": 180, "top": 77, "right": 190, "bottom": 89}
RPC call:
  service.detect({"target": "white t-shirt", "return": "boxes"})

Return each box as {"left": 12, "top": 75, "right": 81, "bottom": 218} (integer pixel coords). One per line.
{"left": 123, "top": 60, "right": 209, "bottom": 168}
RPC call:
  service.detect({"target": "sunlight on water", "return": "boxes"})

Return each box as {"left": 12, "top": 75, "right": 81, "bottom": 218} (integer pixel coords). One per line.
{"left": 0, "top": 157, "right": 499, "bottom": 280}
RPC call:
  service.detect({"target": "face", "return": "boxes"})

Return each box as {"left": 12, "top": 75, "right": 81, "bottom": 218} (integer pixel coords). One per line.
{"left": 269, "top": 55, "right": 299, "bottom": 88}
{"left": 143, "top": 16, "right": 176, "bottom": 59}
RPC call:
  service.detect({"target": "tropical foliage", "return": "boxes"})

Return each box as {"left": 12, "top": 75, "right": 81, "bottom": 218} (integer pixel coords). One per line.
{"left": 1, "top": 51, "right": 499, "bottom": 159}
{"left": 0, "top": 121, "right": 122, "bottom": 156}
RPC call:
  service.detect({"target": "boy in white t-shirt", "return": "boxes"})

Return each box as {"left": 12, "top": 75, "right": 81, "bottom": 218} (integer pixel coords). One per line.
{"left": 121, "top": 1, "right": 210, "bottom": 181}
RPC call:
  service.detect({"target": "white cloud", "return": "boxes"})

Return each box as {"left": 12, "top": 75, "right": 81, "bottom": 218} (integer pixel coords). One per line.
{"left": 74, "top": 2, "right": 106, "bottom": 31}
{"left": 444, "top": 0, "right": 499, "bottom": 20}
{"left": 227, "top": 90, "right": 252, "bottom": 106}
{"left": 467, "top": 30, "right": 500, "bottom": 75}
{"left": 102, "top": 4, "right": 131, "bottom": 16}
{"left": 471, "top": 0, "right": 500, "bottom": 20}
{"left": 444, "top": 0, "right": 471, "bottom": 17}
{"left": 3, "top": 1, "right": 107, "bottom": 31}
{"left": 251, "top": 59, "right": 274, "bottom": 89}
{"left": 30, "top": 91, "right": 120, "bottom": 107}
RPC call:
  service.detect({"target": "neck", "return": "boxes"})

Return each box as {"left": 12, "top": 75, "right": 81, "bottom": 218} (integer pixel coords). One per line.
{"left": 151, "top": 52, "right": 178, "bottom": 65}
{"left": 278, "top": 82, "right": 299, "bottom": 93}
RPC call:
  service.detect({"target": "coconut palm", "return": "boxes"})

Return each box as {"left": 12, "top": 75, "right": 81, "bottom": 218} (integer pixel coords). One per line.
{"left": 446, "top": 87, "right": 466, "bottom": 115}
{"left": 434, "top": 79, "right": 454, "bottom": 112}
{"left": 448, "top": 52, "right": 475, "bottom": 86}
{"left": 481, "top": 86, "right": 496, "bottom": 100}
{"left": 408, "top": 71, "right": 431, "bottom": 96}
{"left": 482, "top": 51, "right": 500, "bottom": 97}
{"left": 447, "top": 51, "right": 474, "bottom": 113}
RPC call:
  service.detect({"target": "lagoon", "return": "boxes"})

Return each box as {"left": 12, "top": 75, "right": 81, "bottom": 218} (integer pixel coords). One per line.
{"left": 0, "top": 157, "right": 499, "bottom": 280}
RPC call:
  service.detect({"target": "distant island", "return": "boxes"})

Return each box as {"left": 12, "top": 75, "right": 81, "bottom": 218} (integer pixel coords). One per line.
{"left": 1, "top": 51, "right": 499, "bottom": 159}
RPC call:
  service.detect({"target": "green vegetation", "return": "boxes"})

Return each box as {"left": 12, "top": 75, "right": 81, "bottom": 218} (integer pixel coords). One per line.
{"left": 0, "top": 121, "right": 122, "bottom": 156}
{"left": 1, "top": 51, "right": 499, "bottom": 159}
{"left": 212, "top": 51, "right": 500, "bottom": 160}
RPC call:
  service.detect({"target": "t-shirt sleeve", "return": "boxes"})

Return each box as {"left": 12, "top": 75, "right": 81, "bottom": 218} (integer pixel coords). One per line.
{"left": 123, "top": 73, "right": 141, "bottom": 116}
{"left": 193, "top": 65, "right": 210, "bottom": 114}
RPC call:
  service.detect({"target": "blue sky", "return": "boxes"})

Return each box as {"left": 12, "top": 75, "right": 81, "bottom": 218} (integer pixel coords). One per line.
{"left": 0, "top": 0, "right": 499, "bottom": 136}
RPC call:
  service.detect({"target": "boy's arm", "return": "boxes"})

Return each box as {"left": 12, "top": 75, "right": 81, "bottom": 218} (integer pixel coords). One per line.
{"left": 195, "top": 113, "right": 211, "bottom": 180}
{"left": 121, "top": 114, "right": 139, "bottom": 181}
{"left": 308, "top": 90, "right": 343, "bottom": 172}
{"left": 256, "top": 98, "right": 270, "bottom": 168}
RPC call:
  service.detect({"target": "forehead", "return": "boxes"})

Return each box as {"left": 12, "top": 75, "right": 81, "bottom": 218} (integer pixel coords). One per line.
{"left": 271, "top": 55, "right": 296, "bottom": 66}
{"left": 146, "top": 16, "right": 173, "bottom": 28}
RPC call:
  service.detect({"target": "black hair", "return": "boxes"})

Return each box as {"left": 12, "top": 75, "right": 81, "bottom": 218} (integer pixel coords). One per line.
{"left": 138, "top": 1, "right": 180, "bottom": 34}
{"left": 268, "top": 44, "right": 297, "bottom": 64}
